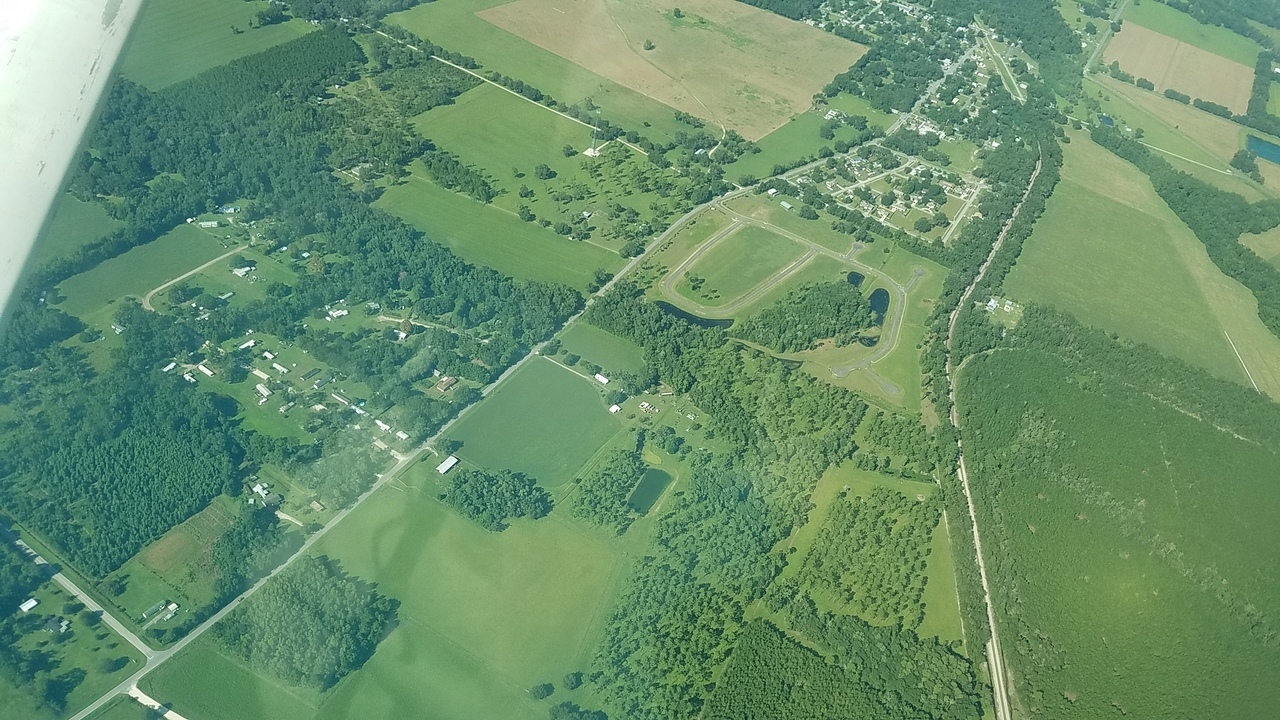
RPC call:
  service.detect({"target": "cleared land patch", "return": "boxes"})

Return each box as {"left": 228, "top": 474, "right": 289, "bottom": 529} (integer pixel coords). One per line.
{"left": 1123, "top": 0, "right": 1261, "bottom": 66}
{"left": 447, "top": 357, "right": 623, "bottom": 486}
{"left": 1103, "top": 22, "right": 1253, "bottom": 114}
{"left": 558, "top": 322, "right": 647, "bottom": 374}
{"left": 30, "top": 194, "right": 122, "bottom": 269}
{"left": 478, "top": 0, "right": 865, "bottom": 140}
{"left": 1243, "top": 225, "right": 1280, "bottom": 269}
{"left": 119, "top": 0, "right": 314, "bottom": 89}
{"left": 1005, "top": 133, "right": 1280, "bottom": 398}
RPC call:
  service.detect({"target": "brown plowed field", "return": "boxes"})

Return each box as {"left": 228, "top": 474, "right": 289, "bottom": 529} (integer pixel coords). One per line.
{"left": 1104, "top": 22, "right": 1253, "bottom": 113}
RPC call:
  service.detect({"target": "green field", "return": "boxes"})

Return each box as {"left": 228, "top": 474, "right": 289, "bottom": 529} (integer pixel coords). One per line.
{"left": 1123, "top": 0, "right": 1261, "bottom": 66}
{"left": 145, "top": 470, "right": 622, "bottom": 720}
{"left": 558, "top": 322, "right": 647, "bottom": 374}
{"left": 86, "top": 696, "right": 157, "bottom": 720}
{"left": 119, "top": 0, "right": 314, "bottom": 89}
{"left": 375, "top": 171, "right": 622, "bottom": 290}
{"left": 1005, "top": 132, "right": 1265, "bottom": 389}
{"left": 56, "top": 224, "right": 232, "bottom": 318}
{"left": 447, "top": 357, "right": 623, "bottom": 486}
{"left": 725, "top": 97, "right": 889, "bottom": 181}
{"left": 389, "top": 0, "right": 687, "bottom": 142}
{"left": 415, "top": 83, "right": 596, "bottom": 189}
{"left": 957, "top": 347, "right": 1280, "bottom": 719}
{"left": 30, "top": 195, "right": 122, "bottom": 269}
{"left": 677, "top": 225, "right": 806, "bottom": 306}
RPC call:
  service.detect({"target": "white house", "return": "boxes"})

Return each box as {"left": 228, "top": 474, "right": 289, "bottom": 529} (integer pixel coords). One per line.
{"left": 594, "top": 373, "right": 609, "bottom": 385}
{"left": 161, "top": 361, "right": 176, "bottom": 373}
{"left": 436, "top": 455, "right": 460, "bottom": 475}
{"left": 252, "top": 368, "right": 270, "bottom": 380}
{"left": 19, "top": 598, "right": 38, "bottom": 613}
{"left": 375, "top": 419, "right": 391, "bottom": 432}
{"left": 271, "top": 363, "right": 289, "bottom": 374}
{"left": 255, "top": 383, "right": 272, "bottom": 398}
{"left": 238, "top": 339, "right": 256, "bottom": 350}
{"left": 396, "top": 431, "right": 410, "bottom": 441}
{"left": 197, "top": 364, "right": 214, "bottom": 377}
{"left": 609, "top": 404, "right": 621, "bottom": 414}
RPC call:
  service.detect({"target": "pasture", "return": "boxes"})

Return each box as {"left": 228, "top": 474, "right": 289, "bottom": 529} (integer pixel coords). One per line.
{"left": 478, "top": 0, "right": 865, "bottom": 140}
{"left": 1103, "top": 22, "right": 1254, "bottom": 113}
{"left": 30, "top": 195, "right": 122, "bottom": 269}
{"left": 1005, "top": 131, "right": 1280, "bottom": 399}
{"left": 725, "top": 96, "right": 890, "bottom": 180}
{"left": 956, "top": 348, "right": 1280, "bottom": 719}
{"left": 1243, "top": 225, "right": 1280, "bottom": 269}
{"left": 144, "top": 474, "right": 622, "bottom": 720}
{"left": 390, "top": 0, "right": 688, "bottom": 141}
{"left": 56, "top": 224, "right": 232, "bottom": 319}
{"left": 675, "top": 224, "right": 807, "bottom": 307}
{"left": 119, "top": 0, "right": 314, "bottom": 89}
{"left": 558, "top": 321, "right": 648, "bottom": 374}
{"left": 375, "top": 171, "right": 623, "bottom": 290}
{"left": 446, "top": 357, "right": 624, "bottom": 487}
{"left": 1123, "top": 0, "right": 1261, "bottom": 66}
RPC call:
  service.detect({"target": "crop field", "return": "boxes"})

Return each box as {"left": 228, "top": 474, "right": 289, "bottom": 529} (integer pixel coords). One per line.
{"left": 675, "top": 224, "right": 807, "bottom": 307}
{"left": 957, "top": 348, "right": 1280, "bottom": 719}
{"left": 56, "top": 224, "right": 232, "bottom": 319}
{"left": 1005, "top": 132, "right": 1280, "bottom": 398}
{"left": 119, "top": 0, "right": 313, "bottom": 89}
{"left": 144, "top": 474, "right": 622, "bottom": 720}
{"left": 375, "top": 171, "right": 623, "bottom": 290}
{"left": 390, "top": 0, "right": 688, "bottom": 142}
{"left": 558, "top": 321, "right": 647, "bottom": 374}
{"left": 446, "top": 357, "right": 624, "bottom": 487}
{"left": 1123, "top": 0, "right": 1260, "bottom": 66}
{"left": 478, "top": 0, "right": 865, "bottom": 140}
{"left": 30, "top": 194, "right": 122, "bottom": 269}
{"left": 1103, "top": 22, "right": 1254, "bottom": 113}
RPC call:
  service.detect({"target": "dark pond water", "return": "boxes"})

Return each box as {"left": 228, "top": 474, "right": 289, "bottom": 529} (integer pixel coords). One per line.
{"left": 846, "top": 271, "right": 865, "bottom": 287}
{"left": 627, "top": 468, "right": 672, "bottom": 514}
{"left": 869, "top": 288, "right": 889, "bottom": 326}
{"left": 859, "top": 336, "right": 879, "bottom": 347}
{"left": 1247, "top": 135, "right": 1280, "bottom": 165}
{"left": 1099, "top": 115, "right": 1115, "bottom": 126}
{"left": 655, "top": 301, "right": 733, "bottom": 328}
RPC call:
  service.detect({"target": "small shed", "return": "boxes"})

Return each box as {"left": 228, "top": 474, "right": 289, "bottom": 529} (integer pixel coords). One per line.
{"left": 608, "top": 404, "right": 621, "bottom": 414}
{"left": 594, "top": 373, "right": 609, "bottom": 385}
{"left": 780, "top": 201, "right": 794, "bottom": 210}
{"left": 19, "top": 598, "right": 38, "bottom": 613}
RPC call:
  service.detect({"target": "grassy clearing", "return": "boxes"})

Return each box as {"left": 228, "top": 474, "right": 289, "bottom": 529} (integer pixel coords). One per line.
{"left": 1123, "top": 0, "right": 1261, "bottom": 66}
{"left": 677, "top": 224, "right": 806, "bottom": 306}
{"left": 144, "top": 467, "right": 622, "bottom": 720}
{"left": 725, "top": 193, "right": 856, "bottom": 253}
{"left": 390, "top": 0, "right": 687, "bottom": 142}
{"left": 30, "top": 195, "right": 122, "bottom": 269}
{"left": 119, "top": 0, "right": 313, "bottom": 90}
{"left": 957, "top": 348, "right": 1280, "bottom": 719}
{"left": 447, "top": 357, "right": 624, "bottom": 487}
{"left": 635, "top": 207, "right": 734, "bottom": 291}
{"left": 724, "top": 98, "right": 887, "bottom": 180}
{"left": 558, "top": 322, "right": 647, "bottom": 374}
{"left": 86, "top": 696, "right": 156, "bottom": 720}
{"left": 375, "top": 171, "right": 622, "bottom": 290}
{"left": 1243, "top": 225, "right": 1280, "bottom": 269}
{"left": 56, "top": 224, "right": 233, "bottom": 319}
{"left": 1005, "top": 131, "right": 1263, "bottom": 387}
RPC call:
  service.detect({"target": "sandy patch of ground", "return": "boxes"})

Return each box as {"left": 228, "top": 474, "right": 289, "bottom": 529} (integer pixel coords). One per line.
{"left": 1104, "top": 22, "right": 1253, "bottom": 114}
{"left": 0, "top": 0, "right": 145, "bottom": 321}
{"left": 478, "top": 0, "right": 865, "bottom": 140}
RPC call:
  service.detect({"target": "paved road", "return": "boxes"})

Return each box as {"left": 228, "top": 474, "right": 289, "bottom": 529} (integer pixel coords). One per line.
{"left": 944, "top": 156, "right": 1043, "bottom": 720}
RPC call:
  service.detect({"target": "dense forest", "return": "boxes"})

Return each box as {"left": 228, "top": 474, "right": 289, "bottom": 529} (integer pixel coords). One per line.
{"left": 731, "top": 281, "right": 875, "bottom": 352}
{"left": 215, "top": 555, "right": 397, "bottom": 689}
{"left": 440, "top": 468, "right": 552, "bottom": 531}
{"left": 571, "top": 448, "right": 646, "bottom": 534}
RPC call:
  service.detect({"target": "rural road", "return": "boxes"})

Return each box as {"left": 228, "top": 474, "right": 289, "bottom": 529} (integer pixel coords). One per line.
{"left": 944, "top": 155, "right": 1043, "bottom": 720}
{"left": 140, "top": 248, "right": 242, "bottom": 311}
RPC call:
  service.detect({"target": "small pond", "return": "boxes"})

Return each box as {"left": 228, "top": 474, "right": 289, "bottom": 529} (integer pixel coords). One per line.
{"left": 869, "top": 287, "right": 890, "bottom": 326}
{"left": 1247, "top": 135, "right": 1280, "bottom": 165}
{"left": 655, "top": 300, "right": 733, "bottom": 328}
{"left": 846, "top": 271, "right": 865, "bottom": 287}
{"left": 627, "top": 468, "right": 672, "bottom": 514}
{"left": 1099, "top": 115, "right": 1115, "bottom": 126}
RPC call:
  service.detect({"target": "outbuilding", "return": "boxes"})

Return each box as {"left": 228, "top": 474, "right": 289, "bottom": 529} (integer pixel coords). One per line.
{"left": 436, "top": 455, "right": 460, "bottom": 475}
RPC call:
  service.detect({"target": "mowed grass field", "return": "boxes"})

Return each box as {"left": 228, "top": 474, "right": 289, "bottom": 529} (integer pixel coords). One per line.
{"left": 478, "top": 0, "right": 865, "bottom": 140}
{"left": 56, "top": 224, "right": 232, "bottom": 318}
{"left": 725, "top": 94, "right": 894, "bottom": 180}
{"left": 1103, "top": 21, "right": 1254, "bottom": 113}
{"left": 1243, "top": 225, "right": 1280, "bottom": 269}
{"left": 119, "top": 0, "right": 314, "bottom": 89}
{"left": 558, "top": 321, "right": 648, "bottom": 374}
{"left": 676, "top": 224, "right": 807, "bottom": 306}
{"left": 447, "top": 357, "right": 624, "bottom": 486}
{"left": 30, "top": 195, "right": 122, "bottom": 269}
{"left": 144, "top": 473, "right": 622, "bottom": 720}
{"left": 1005, "top": 132, "right": 1280, "bottom": 399}
{"left": 375, "top": 171, "right": 622, "bottom": 290}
